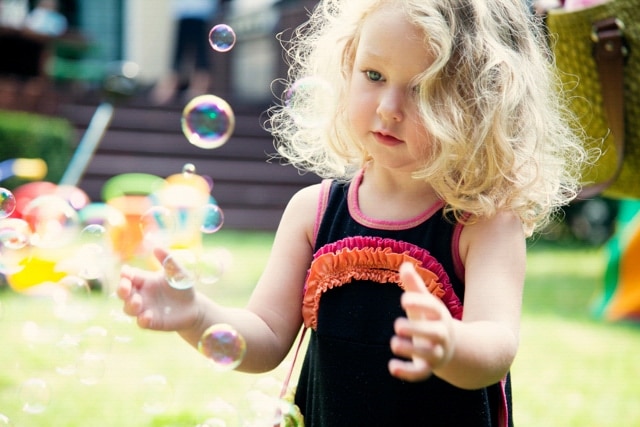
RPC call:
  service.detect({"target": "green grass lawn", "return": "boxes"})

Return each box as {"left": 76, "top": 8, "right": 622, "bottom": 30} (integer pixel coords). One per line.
{"left": 513, "top": 242, "right": 640, "bottom": 427}
{"left": 0, "top": 231, "right": 638, "bottom": 426}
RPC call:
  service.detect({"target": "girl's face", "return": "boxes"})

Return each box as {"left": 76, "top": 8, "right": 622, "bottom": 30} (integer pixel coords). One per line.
{"left": 347, "top": 5, "right": 434, "bottom": 173}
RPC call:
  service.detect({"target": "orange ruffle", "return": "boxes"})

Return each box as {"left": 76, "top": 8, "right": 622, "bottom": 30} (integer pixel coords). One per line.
{"left": 302, "top": 246, "right": 448, "bottom": 329}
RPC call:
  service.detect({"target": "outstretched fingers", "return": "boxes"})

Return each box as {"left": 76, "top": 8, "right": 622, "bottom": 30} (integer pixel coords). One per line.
{"left": 389, "top": 262, "right": 455, "bottom": 382}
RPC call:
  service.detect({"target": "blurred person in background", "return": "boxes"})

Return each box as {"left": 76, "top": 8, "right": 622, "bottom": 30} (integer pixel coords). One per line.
{"left": 151, "top": 0, "right": 220, "bottom": 105}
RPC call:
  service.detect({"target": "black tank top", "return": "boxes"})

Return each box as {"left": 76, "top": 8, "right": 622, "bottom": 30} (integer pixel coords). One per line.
{"left": 295, "top": 173, "right": 512, "bottom": 427}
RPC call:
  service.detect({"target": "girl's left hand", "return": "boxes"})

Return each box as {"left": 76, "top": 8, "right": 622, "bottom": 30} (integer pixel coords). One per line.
{"left": 388, "top": 262, "right": 455, "bottom": 382}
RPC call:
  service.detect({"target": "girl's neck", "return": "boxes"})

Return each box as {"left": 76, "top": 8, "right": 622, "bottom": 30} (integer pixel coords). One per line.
{"left": 356, "top": 165, "right": 440, "bottom": 222}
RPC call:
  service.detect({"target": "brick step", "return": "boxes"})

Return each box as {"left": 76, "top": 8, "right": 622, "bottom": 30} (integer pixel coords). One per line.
{"left": 58, "top": 98, "right": 320, "bottom": 231}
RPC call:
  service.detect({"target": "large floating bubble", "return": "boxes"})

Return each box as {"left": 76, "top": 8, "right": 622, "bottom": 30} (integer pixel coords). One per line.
{"left": 198, "top": 323, "right": 247, "bottom": 371}
{"left": 140, "top": 205, "right": 175, "bottom": 248}
{"left": 140, "top": 374, "right": 173, "bottom": 415}
{"left": 21, "top": 195, "right": 80, "bottom": 248}
{"left": 285, "top": 76, "right": 334, "bottom": 129}
{"left": 208, "top": 24, "right": 236, "bottom": 52}
{"left": 182, "top": 95, "right": 235, "bottom": 150}
{"left": 19, "top": 377, "right": 50, "bottom": 414}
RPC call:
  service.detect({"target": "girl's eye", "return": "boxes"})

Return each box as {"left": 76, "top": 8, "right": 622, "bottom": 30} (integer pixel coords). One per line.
{"left": 365, "top": 70, "right": 383, "bottom": 82}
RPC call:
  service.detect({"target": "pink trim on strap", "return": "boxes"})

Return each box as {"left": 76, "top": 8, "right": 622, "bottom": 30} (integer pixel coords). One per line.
{"left": 499, "top": 376, "right": 509, "bottom": 427}
{"left": 348, "top": 169, "right": 445, "bottom": 230}
{"left": 452, "top": 222, "right": 465, "bottom": 282}
{"left": 312, "top": 179, "right": 333, "bottom": 249}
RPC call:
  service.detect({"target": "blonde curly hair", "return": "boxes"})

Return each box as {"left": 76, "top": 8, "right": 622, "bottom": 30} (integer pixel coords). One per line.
{"left": 266, "top": 0, "right": 591, "bottom": 235}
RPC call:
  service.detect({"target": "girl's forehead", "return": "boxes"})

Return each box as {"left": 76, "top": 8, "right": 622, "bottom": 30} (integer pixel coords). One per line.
{"left": 357, "top": 6, "right": 427, "bottom": 53}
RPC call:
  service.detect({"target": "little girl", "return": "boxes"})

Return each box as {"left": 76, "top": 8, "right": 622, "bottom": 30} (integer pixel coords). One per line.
{"left": 119, "top": 0, "right": 588, "bottom": 425}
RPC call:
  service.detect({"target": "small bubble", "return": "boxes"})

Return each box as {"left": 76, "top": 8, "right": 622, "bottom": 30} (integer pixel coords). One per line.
{"left": 54, "top": 333, "right": 80, "bottom": 376}
{"left": 0, "top": 188, "right": 16, "bottom": 218}
{"left": 201, "top": 203, "right": 224, "bottom": 234}
{"left": 81, "top": 326, "right": 111, "bottom": 355}
{"left": 80, "top": 224, "right": 107, "bottom": 244}
{"left": 182, "top": 163, "right": 197, "bottom": 176}
{"left": 76, "top": 352, "right": 106, "bottom": 385}
{"left": 208, "top": 24, "right": 236, "bottom": 52}
{"left": 197, "top": 248, "right": 230, "bottom": 285}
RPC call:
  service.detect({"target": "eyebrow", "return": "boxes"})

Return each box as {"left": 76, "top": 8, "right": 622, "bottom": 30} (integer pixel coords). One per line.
{"left": 356, "top": 49, "right": 386, "bottom": 63}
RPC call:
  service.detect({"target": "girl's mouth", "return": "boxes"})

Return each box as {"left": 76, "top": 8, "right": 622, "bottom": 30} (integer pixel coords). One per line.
{"left": 373, "top": 131, "right": 403, "bottom": 146}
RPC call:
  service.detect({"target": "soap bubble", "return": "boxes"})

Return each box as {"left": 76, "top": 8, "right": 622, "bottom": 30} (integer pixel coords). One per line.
{"left": 80, "top": 224, "right": 107, "bottom": 245}
{"left": 182, "top": 95, "right": 235, "bottom": 149}
{"left": 76, "top": 352, "right": 106, "bottom": 386}
{"left": 285, "top": 76, "right": 334, "bottom": 128}
{"left": 209, "top": 24, "right": 236, "bottom": 52}
{"left": 55, "top": 185, "right": 90, "bottom": 211}
{"left": 140, "top": 374, "right": 173, "bottom": 415}
{"left": 198, "top": 323, "right": 247, "bottom": 371}
{"left": 0, "top": 188, "right": 16, "bottom": 218}
{"left": 22, "top": 195, "right": 80, "bottom": 248}
{"left": 199, "top": 397, "right": 241, "bottom": 427}
{"left": 57, "top": 275, "right": 91, "bottom": 297}
{"left": 244, "top": 392, "right": 298, "bottom": 427}
{"left": 0, "top": 413, "right": 13, "bottom": 426}
{"left": 140, "top": 206, "right": 175, "bottom": 247}
{"left": 108, "top": 307, "right": 134, "bottom": 344}
{"left": 19, "top": 378, "right": 50, "bottom": 414}
{"left": 163, "top": 250, "right": 198, "bottom": 290}
{"left": 197, "top": 248, "right": 229, "bottom": 285}
{"left": 63, "top": 224, "right": 109, "bottom": 281}
{"left": 182, "top": 162, "right": 197, "bottom": 176}
{"left": 54, "top": 333, "right": 80, "bottom": 376}
{"left": 201, "top": 203, "right": 224, "bottom": 234}
{"left": 81, "top": 325, "right": 111, "bottom": 357}
{"left": 52, "top": 275, "right": 95, "bottom": 323}
{"left": 243, "top": 377, "right": 304, "bottom": 427}
{"left": 0, "top": 218, "right": 31, "bottom": 275}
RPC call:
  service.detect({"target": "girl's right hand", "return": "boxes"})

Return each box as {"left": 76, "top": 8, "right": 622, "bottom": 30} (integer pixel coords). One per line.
{"left": 117, "top": 247, "right": 200, "bottom": 332}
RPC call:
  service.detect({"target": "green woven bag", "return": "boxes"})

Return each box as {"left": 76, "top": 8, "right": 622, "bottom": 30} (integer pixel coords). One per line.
{"left": 547, "top": 1, "right": 640, "bottom": 199}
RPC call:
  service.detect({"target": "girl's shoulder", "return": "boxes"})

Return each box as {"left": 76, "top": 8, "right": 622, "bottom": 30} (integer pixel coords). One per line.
{"left": 289, "top": 182, "right": 325, "bottom": 207}
{"left": 458, "top": 210, "right": 525, "bottom": 266}
{"left": 285, "top": 180, "right": 344, "bottom": 248}
{"left": 284, "top": 182, "right": 325, "bottom": 226}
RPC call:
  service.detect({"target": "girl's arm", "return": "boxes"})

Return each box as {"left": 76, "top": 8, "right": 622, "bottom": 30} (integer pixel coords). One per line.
{"left": 119, "top": 184, "right": 320, "bottom": 373}
{"left": 389, "top": 210, "right": 526, "bottom": 389}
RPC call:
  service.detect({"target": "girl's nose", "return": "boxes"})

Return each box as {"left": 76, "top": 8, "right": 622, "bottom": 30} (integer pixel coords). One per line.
{"left": 376, "top": 89, "right": 404, "bottom": 122}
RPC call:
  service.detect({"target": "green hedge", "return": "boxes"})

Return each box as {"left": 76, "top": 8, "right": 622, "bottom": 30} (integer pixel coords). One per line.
{"left": 0, "top": 110, "right": 74, "bottom": 189}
